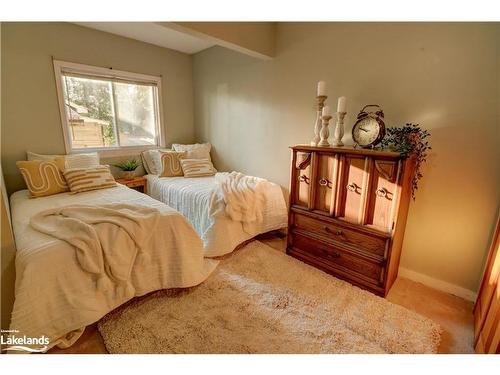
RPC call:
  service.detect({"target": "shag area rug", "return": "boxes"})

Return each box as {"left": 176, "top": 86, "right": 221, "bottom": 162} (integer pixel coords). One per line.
{"left": 98, "top": 241, "right": 441, "bottom": 353}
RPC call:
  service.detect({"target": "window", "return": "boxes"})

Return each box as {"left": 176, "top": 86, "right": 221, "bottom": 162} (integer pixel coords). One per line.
{"left": 54, "top": 60, "right": 164, "bottom": 155}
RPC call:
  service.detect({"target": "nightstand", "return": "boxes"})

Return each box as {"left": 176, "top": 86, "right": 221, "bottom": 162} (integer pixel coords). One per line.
{"left": 116, "top": 176, "right": 147, "bottom": 194}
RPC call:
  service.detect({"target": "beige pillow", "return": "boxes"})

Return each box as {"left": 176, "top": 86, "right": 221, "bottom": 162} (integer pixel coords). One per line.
{"left": 28, "top": 151, "right": 100, "bottom": 170}
{"left": 16, "top": 159, "right": 69, "bottom": 198}
{"left": 63, "top": 165, "right": 117, "bottom": 194}
{"left": 63, "top": 153, "right": 100, "bottom": 169}
{"left": 172, "top": 143, "right": 212, "bottom": 161}
{"left": 140, "top": 150, "right": 155, "bottom": 174}
{"left": 180, "top": 159, "right": 216, "bottom": 177}
{"left": 159, "top": 151, "right": 187, "bottom": 177}
{"left": 27, "top": 151, "right": 63, "bottom": 161}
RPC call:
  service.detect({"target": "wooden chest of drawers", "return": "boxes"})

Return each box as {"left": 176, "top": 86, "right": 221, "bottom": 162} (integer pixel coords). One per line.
{"left": 286, "top": 145, "right": 416, "bottom": 296}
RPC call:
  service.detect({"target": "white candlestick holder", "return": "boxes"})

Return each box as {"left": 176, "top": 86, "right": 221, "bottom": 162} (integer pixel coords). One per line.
{"left": 318, "top": 115, "right": 332, "bottom": 147}
{"left": 310, "top": 95, "right": 327, "bottom": 146}
{"left": 333, "top": 111, "right": 347, "bottom": 147}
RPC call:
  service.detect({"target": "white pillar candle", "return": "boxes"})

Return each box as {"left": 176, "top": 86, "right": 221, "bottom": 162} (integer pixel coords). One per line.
{"left": 322, "top": 105, "right": 330, "bottom": 117}
{"left": 317, "top": 81, "right": 326, "bottom": 96}
{"left": 337, "top": 96, "right": 347, "bottom": 113}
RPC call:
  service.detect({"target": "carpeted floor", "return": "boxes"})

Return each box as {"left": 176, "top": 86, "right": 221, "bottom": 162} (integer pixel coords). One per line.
{"left": 97, "top": 241, "right": 441, "bottom": 353}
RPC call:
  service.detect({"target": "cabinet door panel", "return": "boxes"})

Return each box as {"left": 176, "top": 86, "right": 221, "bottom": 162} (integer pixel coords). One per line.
{"left": 475, "top": 282, "right": 500, "bottom": 353}
{"left": 474, "top": 216, "right": 500, "bottom": 353}
{"left": 292, "top": 152, "right": 312, "bottom": 209}
{"left": 314, "top": 154, "right": 337, "bottom": 215}
{"left": 338, "top": 155, "right": 368, "bottom": 224}
{"left": 366, "top": 159, "right": 401, "bottom": 232}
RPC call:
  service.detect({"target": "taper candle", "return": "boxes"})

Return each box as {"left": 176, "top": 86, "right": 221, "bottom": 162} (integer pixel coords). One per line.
{"left": 317, "top": 81, "right": 326, "bottom": 96}
{"left": 337, "top": 96, "right": 347, "bottom": 113}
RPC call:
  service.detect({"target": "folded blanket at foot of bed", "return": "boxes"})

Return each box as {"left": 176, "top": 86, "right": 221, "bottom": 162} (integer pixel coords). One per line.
{"left": 210, "top": 172, "right": 270, "bottom": 235}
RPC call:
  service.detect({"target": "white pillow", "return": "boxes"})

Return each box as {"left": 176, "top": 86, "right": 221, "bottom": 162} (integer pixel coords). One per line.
{"left": 172, "top": 143, "right": 212, "bottom": 161}
{"left": 64, "top": 153, "right": 100, "bottom": 169}
{"left": 27, "top": 151, "right": 62, "bottom": 161}
{"left": 27, "top": 151, "right": 100, "bottom": 170}
{"left": 140, "top": 150, "right": 156, "bottom": 174}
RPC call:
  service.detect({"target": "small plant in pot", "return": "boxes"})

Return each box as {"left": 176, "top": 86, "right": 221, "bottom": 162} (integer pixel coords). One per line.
{"left": 380, "top": 123, "right": 431, "bottom": 200}
{"left": 114, "top": 159, "right": 140, "bottom": 180}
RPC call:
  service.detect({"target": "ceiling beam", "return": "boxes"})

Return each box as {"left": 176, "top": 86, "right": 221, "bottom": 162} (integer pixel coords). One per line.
{"left": 161, "top": 22, "right": 276, "bottom": 60}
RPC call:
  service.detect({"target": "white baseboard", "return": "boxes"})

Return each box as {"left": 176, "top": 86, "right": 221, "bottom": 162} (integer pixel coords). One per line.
{"left": 398, "top": 267, "right": 477, "bottom": 302}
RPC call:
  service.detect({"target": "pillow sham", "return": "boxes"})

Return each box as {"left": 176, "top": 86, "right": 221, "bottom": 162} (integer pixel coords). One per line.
{"left": 63, "top": 165, "right": 117, "bottom": 194}
{"left": 63, "top": 153, "right": 100, "bottom": 169}
{"left": 16, "top": 159, "right": 69, "bottom": 198}
{"left": 27, "top": 151, "right": 100, "bottom": 170}
{"left": 172, "top": 143, "right": 212, "bottom": 161}
{"left": 140, "top": 150, "right": 155, "bottom": 174}
{"left": 27, "top": 151, "right": 62, "bottom": 161}
{"left": 180, "top": 158, "right": 216, "bottom": 177}
{"left": 159, "top": 151, "right": 187, "bottom": 177}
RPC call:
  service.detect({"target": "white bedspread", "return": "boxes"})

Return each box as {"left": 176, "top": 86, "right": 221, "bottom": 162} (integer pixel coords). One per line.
{"left": 146, "top": 174, "right": 288, "bottom": 257}
{"left": 9, "top": 185, "right": 217, "bottom": 351}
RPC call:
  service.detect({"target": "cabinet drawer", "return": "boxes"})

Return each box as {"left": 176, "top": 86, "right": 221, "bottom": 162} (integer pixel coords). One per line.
{"left": 290, "top": 231, "right": 386, "bottom": 286}
{"left": 293, "top": 213, "right": 388, "bottom": 259}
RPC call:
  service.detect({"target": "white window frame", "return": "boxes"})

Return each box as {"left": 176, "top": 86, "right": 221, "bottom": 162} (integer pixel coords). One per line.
{"left": 53, "top": 60, "right": 165, "bottom": 157}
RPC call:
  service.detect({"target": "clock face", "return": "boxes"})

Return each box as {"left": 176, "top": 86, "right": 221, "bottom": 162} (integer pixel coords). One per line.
{"left": 353, "top": 117, "right": 381, "bottom": 147}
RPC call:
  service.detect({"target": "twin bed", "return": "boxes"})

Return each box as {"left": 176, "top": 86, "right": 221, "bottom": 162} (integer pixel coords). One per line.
{"left": 146, "top": 174, "right": 288, "bottom": 257}
{"left": 10, "top": 185, "right": 218, "bottom": 350}
{"left": 8, "top": 151, "right": 287, "bottom": 351}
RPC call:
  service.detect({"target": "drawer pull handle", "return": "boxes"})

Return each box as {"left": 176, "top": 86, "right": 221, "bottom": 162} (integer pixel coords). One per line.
{"left": 347, "top": 182, "right": 358, "bottom": 192}
{"left": 376, "top": 187, "right": 388, "bottom": 198}
{"left": 299, "top": 175, "right": 310, "bottom": 184}
{"left": 319, "top": 178, "right": 332, "bottom": 189}
{"left": 324, "top": 226, "right": 343, "bottom": 236}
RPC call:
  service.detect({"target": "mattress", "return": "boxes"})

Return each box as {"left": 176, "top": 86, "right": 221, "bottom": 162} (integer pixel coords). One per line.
{"left": 146, "top": 174, "right": 288, "bottom": 257}
{"left": 9, "top": 185, "right": 217, "bottom": 351}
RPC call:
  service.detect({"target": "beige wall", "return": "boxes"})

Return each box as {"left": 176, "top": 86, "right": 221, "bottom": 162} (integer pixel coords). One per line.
{"left": 1, "top": 22, "right": 195, "bottom": 194}
{"left": 0, "top": 22, "right": 16, "bottom": 330}
{"left": 168, "top": 22, "right": 276, "bottom": 59}
{"left": 193, "top": 22, "right": 500, "bottom": 292}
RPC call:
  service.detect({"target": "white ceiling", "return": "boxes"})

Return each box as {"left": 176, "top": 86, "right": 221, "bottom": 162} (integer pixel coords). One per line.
{"left": 75, "top": 22, "right": 215, "bottom": 54}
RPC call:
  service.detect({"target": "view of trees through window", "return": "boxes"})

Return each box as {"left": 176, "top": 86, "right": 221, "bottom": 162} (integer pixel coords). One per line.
{"left": 62, "top": 75, "right": 158, "bottom": 149}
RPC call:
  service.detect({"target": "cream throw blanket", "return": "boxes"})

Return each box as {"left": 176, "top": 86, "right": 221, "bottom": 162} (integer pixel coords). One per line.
{"left": 211, "top": 172, "right": 269, "bottom": 235}
{"left": 30, "top": 204, "right": 160, "bottom": 297}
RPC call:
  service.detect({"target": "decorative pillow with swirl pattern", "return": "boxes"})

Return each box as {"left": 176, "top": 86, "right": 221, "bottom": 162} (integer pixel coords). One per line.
{"left": 159, "top": 151, "right": 187, "bottom": 177}
{"left": 16, "top": 159, "right": 69, "bottom": 198}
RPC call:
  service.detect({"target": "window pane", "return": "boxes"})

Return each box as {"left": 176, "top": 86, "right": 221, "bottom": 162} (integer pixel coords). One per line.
{"left": 113, "top": 82, "right": 157, "bottom": 147}
{"left": 62, "top": 76, "right": 118, "bottom": 148}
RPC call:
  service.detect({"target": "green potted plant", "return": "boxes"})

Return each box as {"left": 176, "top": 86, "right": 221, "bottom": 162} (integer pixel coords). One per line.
{"left": 380, "top": 123, "right": 431, "bottom": 200}
{"left": 114, "top": 159, "right": 140, "bottom": 180}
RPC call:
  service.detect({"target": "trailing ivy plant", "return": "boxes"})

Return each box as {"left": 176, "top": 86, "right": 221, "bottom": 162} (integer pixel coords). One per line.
{"left": 380, "top": 123, "right": 431, "bottom": 200}
{"left": 113, "top": 159, "right": 140, "bottom": 172}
